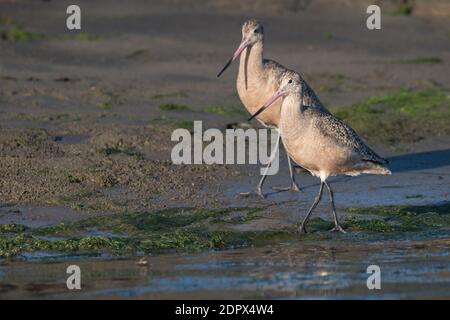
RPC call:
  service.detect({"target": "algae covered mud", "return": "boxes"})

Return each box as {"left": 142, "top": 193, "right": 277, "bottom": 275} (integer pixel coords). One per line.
{"left": 1, "top": 203, "right": 450, "bottom": 257}
{"left": 1, "top": 0, "right": 450, "bottom": 299}
{"left": 1, "top": 203, "right": 450, "bottom": 299}
{"left": 0, "top": 232, "right": 449, "bottom": 299}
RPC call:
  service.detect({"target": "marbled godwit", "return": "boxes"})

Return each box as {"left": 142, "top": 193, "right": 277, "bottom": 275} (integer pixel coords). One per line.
{"left": 249, "top": 72, "right": 391, "bottom": 233}
{"left": 218, "top": 19, "right": 325, "bottom": 198}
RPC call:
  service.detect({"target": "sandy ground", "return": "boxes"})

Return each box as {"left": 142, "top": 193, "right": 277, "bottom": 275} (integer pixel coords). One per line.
{"left": 1, "top": 0, "right": 449, "bottom": 225}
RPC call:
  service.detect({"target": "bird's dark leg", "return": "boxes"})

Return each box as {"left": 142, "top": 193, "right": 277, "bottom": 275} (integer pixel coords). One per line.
{"left": 324, "top": 181, "right": 346, "bottom": 233}
{"left": 298, "top": 182, "right": 324, "bottom": 234}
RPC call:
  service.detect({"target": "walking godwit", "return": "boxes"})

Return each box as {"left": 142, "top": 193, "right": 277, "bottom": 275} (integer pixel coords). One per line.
{"left": 217, "top": 19, "right": 325, "bottom": 198}
{"left": 249, "top": 71, "right": 391, "bottom": 233}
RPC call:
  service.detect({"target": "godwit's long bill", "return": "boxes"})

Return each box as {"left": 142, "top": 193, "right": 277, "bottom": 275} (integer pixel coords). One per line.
{"left": 249, "top": 72, "right": 391, "bottom": 233}
{"left": 217, "top": 19, "right": 305, "bottom": 198}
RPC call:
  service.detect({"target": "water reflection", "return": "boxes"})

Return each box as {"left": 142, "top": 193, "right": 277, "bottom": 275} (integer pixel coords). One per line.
{"left": 0, "top": 238, "right": 449, "bottom": 299}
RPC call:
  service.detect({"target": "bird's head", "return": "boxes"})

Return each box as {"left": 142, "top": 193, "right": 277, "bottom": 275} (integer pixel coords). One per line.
{"left": 248, "top": 71, "right": 301, "bottom": 121}
{"left": 217, "top": 19, "right": 264, "bottom": 77}
{"left": 241, "top": 19, "right": 264, "bottom": 46}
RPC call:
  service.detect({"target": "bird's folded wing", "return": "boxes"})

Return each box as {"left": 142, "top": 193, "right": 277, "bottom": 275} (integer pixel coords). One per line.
{"left": 313, "top": 110, "right": 388, "bottom": 165}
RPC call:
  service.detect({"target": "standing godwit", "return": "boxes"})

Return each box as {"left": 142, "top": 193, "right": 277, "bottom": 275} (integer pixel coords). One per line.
{"left": 217, "top": 19, "right": 325, "bottom": 198}
{"left": 249, "top": 71, "right": 391, "bottom": 233}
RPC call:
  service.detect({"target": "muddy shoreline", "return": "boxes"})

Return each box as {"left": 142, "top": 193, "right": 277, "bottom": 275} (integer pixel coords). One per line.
{"left": 0, "top": 0, "right": 449, "bottom": 298}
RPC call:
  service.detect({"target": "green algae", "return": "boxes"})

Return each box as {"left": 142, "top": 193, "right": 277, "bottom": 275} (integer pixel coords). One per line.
{"left": 11, "top": 112, "right": 80, "bottom": 123}
{"left": 72, "top": 33, "right": 105, "bottom": 41}
{"left": 0, "top": 207, "right": 283, "bottom": 257}
{"left": 392, "top": 56, "right": 442, "bottom": 64}
{"left": 331, "top": 88, "right": 450, "bottom": 144}
{"left": 34, "top": 207, "right": 264, "bottom": 235}
{"left": 299, "top": 217, "right": 396, "bottom": 235}
{"left": 2, "top": 203, "right": 449, "bottom": 258}
{"left": 175, "top": 120, "right": 194, "bottom": 130}
{"left": 0, "top": 16, "right": 14, "bottom": 26}
{"left": 0, "top": 234, "right": 130, "bottom": 257}
{"left": 97, "top": 101, "right": 113, "bottom": 110}
{"left": 0, "top": 224, "right": 28, "bottom": 234}
{"left": 298, "top": 203, "right": 450, "bottom": 237}
{"left": 159, "top": 103, "right": 190, "bottom": 111}
{"left": 150, "top": 91, "right": 188, "bottom": 99}
{"left": 202, "top": 105, "right": 246, "bottom": 117}
{"left": 343, "top": 217, "right": 396, "bottom": 233}
{"left": 1, "top": 27, "right": 46, "bottom": 41}
{"left": 0, "top": 227, "right": 292, "bottom": 258}
{"left": 67, "top": 174, "right": 82, "bottom": 184}
{"left": 136, "top": 228, "right": 291, "bottom": 253}
{"left": 157, "top": 102, "right": 245, "bottom": 117}
{"left": 389, "top": 1, "right": 414, "bottom": 16}
{"left": 343, "top": 202, "right": 450, "bottom": 233}
{"left": 306, "top": 217, "right": 335, "bottom": 232}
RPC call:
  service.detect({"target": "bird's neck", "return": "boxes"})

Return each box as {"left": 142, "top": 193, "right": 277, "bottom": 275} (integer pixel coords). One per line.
{"left": 280, "top": 94, "right": 303, "bottom": 132}
{"left": 238, "top": 41, "right": 264, "bottom": 79}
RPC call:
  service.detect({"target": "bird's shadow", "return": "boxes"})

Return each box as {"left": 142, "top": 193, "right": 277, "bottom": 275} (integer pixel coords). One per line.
{"left": 241, "top": 149, "right": 450, "bottom": 199}
{"left": 332, "top": 148, "right": 450, "bottom": 185}
{"left": 386, "top": 148, "right": 450, "bottom": 173}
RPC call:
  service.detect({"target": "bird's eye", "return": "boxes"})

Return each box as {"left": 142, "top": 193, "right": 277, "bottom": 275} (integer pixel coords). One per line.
{"left": 254, "top": 29, "right": 258, "bottom": 33}
{"left": 288, "top": 79, "right": 292, "bottom": 84}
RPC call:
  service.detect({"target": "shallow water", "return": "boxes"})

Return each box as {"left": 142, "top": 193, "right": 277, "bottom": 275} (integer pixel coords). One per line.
{"left": 1, "top": 237, "right": 448, "bottom": 299}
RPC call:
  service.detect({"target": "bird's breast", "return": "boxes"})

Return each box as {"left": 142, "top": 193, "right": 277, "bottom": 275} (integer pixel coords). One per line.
{"left": 280, "top": 117, "right": 354, "bottom": 176}
{"left": 237, "top": 77, "right": 281, "bottom": 128}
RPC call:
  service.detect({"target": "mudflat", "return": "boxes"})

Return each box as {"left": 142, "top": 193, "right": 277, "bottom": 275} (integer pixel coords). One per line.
{"left": 0, "top": 0, "right": 449, "bottom": 299}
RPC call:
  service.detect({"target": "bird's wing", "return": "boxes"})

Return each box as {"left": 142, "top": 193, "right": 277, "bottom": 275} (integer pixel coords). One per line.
{"left": 300, "top": 79, "right": 328, "bottom": 112}
{"left": 263, "top": 59, "right": 290, "bottom": 82}
{"left": 309, "top": 108, "right": 388, "bottom": 165}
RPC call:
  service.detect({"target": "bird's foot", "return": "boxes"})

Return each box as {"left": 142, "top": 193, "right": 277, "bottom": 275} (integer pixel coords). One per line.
{"left": 271, "top": 186, "right": 290, "bottom": 191}
{"left": 330, "top": 224, "right": 346, "bottom": 233}
{"left": 238, "top": 188, "right": 266, "bottom": 199}
{"left": 271, "top": 183, "right": 301, "bottom": 192}
{"left": 297, "top": 224, "right": 307, "bottom": 234}
{"left": 256, "top": 187, "right": 266, "bottom": 199}
{"left": 291, "top": 182, "right": 302, "bottom": 192}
